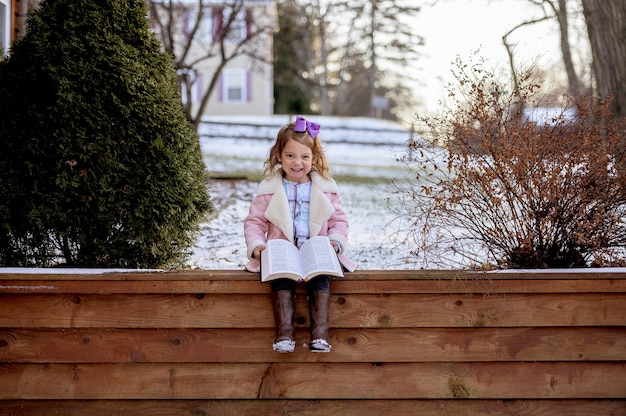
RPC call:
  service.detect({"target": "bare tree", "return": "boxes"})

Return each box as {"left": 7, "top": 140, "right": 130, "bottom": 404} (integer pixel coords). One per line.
{"left": 390, "top": 56, "right": 626, "bottom": 269}
{"left": 349, "top": 0, "right": 423, "bottom": 117}
{"left": 149, "top": 0, "right": 276, "bottom": 130}
{"left": 313, "top": 1, "right": 332, "bottom": 115}
{"left": 582, "top": 0, "right": 626, "bottom": 119}
{"left": 273, "top": 0, "right": 315, "bottom": 114}
{"left": 274, "top": 0, "right": 362, "bottom": 116}
{"left": 273, "top": 0, "right": 421, "bottom": 118}
{"left": 502, "top": 0, "right": 583, "bottom": 97}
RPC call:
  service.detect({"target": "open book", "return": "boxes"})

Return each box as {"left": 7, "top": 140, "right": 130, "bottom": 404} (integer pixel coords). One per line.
{"left": 260, "top": 236, "right": 344, "bottom": 282}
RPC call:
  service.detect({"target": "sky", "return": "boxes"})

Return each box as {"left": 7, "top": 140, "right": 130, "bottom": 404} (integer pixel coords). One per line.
{"left": 411, "top": 0, "right": 585, "bottom": 114}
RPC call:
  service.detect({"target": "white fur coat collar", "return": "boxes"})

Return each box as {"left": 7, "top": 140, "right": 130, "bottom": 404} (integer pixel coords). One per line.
{"left": 256, "top": 170, "right": 337, "bottom": 243}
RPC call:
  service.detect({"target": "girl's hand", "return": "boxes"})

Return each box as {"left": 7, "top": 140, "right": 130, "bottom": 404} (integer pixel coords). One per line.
{"left": 253, "top": 245, "right": 266, "bottom": 259}
{"left": 330, "top": 241, "right": 340, "bottom": 253}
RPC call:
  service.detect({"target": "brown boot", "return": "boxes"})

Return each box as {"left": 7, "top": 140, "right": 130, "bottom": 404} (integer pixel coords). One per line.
{"left": 308, "top": 291, "right": 332, "bottom": 353}
{"left": 271, "top": 290, "right": 295, "bottom": 353}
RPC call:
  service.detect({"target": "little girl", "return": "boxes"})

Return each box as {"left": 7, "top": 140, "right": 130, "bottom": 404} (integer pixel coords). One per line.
{"left": 244, "top": 116, "right": 355, "bottom": 353}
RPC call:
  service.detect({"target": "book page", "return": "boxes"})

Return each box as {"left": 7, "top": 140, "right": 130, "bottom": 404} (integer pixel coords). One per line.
{"left": 261, "top": 239, "right": 303, "bottom": 279}
{"left": 299, "top": 236, "right": 344, "bottom": 280}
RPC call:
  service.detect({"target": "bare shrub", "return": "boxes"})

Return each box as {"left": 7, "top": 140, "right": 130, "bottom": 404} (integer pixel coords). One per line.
{"left": 391, "top": 58, "right": 626, "bottom": 269}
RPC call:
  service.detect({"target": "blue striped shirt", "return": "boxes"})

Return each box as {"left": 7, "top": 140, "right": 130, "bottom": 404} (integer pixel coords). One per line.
{"left": 283, "top": 179, "right": 311, "bottom": 248}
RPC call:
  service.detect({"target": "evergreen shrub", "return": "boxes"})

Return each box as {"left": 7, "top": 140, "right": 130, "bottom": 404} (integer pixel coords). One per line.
{"left": 0, "top": 0, "right": 212, "bottom": 268}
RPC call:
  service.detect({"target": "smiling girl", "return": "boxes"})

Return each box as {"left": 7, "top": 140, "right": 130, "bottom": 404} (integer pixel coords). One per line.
{"left": 244, "top": 116, "right": 354, "bottom": 353}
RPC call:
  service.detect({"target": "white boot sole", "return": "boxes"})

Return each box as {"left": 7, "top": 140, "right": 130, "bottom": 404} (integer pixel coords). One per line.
{"left": 273, "top": 339, "right": 296, "bottom": 353}
{"left": 309, "top": 339, "right": 331, "bottom": 353}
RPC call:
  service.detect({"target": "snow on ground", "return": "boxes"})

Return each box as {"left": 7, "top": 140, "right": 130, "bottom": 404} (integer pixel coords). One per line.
{"left": 188, "top": 178, "right": 415, "bottom": 270}
{"left": 189, "top": 116, "right": 419, "bottom": 270}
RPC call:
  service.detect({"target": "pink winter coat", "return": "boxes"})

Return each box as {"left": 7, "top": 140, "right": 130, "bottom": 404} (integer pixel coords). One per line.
{"left": 243, "top": 170, "right": 354, "bottom": 273}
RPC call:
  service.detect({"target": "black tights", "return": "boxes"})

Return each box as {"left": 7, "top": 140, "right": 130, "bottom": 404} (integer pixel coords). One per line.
{"left": 270, "top": 275, "right": 331, "bottom": 293}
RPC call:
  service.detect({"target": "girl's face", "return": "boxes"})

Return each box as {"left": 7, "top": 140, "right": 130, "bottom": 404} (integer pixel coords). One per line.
{"left": 279, "top": 138, "right": 314, "bottom": 183}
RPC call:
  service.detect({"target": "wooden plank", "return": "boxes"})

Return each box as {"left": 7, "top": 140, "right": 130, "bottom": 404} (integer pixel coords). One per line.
{"left": 1, "top": 362, "right": 625, "bottom": 400}
{"left": 0, "top": 269, "right": 478, "bottom": 281}
{"left": 2, "top": 327, "right": 625, "bottom": 364}
{"left": 0, "top": 362, "right": 268, "bottom": 400}
{"left": 333, "top": 278, "right": 626, "bottom": 294}
{"left": 1, "top": 399, "right": 625, "bottom": 416}
{"left": 2, "top": 277, "right": 626, "bottom": 294}
{"left": 3, "top": 268, "right": 626, "bottom": 281}
{"left": 0, "top": 293, "right": 275, "bottom": 329}
{"left": 0, "top": 279, "right": 270, "bottom": 294}
{"left": 2, "top": 293, "right": 625, "bottom": 328}
{"left": 0, "top": 270, "right": 249, "bottom": 281}
{"left": 348, "top": 269, "right": 626, "bottom": 281}
{"left": 334, "top": 293, "right": 626, "bottom": 328}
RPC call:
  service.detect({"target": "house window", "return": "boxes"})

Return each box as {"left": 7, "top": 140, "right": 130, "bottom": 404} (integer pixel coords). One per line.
{"left": 186, "top": 6, "right": 212, "bottom": 44}
{"left": 0, "top": 0, "right": 7, "bottom": 54}
{"left": 211, "top": 7, "right": 250, "bottom": 42}
{"left": 222, "top": 69, "right": 248, "bottom": 103}
{"left": 223, "top": 8, "right": 246, "bottom": 41}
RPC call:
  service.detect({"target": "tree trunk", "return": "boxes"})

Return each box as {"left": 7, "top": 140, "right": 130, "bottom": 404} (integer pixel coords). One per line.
{"left": 367, "top": 0, "right": 377, "bottom": 118}
{"left": 582, "top": 0, "right": 626, "bottom": 118}
{"left": 316, "top": 0, "right": 331, "bottom": 116}
{"left": 555, "top": 0, "right": 581, "bottom": 95}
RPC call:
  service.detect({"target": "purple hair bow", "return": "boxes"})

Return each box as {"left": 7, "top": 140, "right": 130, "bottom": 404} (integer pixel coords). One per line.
{"left": 294, "top": 115, "right": 321, "bottom": 138}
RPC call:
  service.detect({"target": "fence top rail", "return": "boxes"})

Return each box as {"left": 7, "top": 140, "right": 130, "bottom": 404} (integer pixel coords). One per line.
{"left": 1, "top": 268, "right": 626, "bottom": 281}
{"left": 1, "top": 269, "right": 626, "bottom": 295}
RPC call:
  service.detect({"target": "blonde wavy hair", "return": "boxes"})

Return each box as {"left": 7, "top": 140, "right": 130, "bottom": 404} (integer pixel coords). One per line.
{"left": 263, "top": 122, "right": 330, "bottom": 179}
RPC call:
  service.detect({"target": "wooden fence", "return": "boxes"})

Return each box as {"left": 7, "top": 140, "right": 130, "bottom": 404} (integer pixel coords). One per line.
{"left": 0, "top": 269, "right": 625, "bottom": 415}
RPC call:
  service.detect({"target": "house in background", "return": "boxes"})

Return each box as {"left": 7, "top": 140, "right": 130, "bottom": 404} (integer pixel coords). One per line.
{"left": 5, "top": 0, "right": 276, "bottom": 117}
{"left": 151, "top": 0, "right": 277, "bottom": 117}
